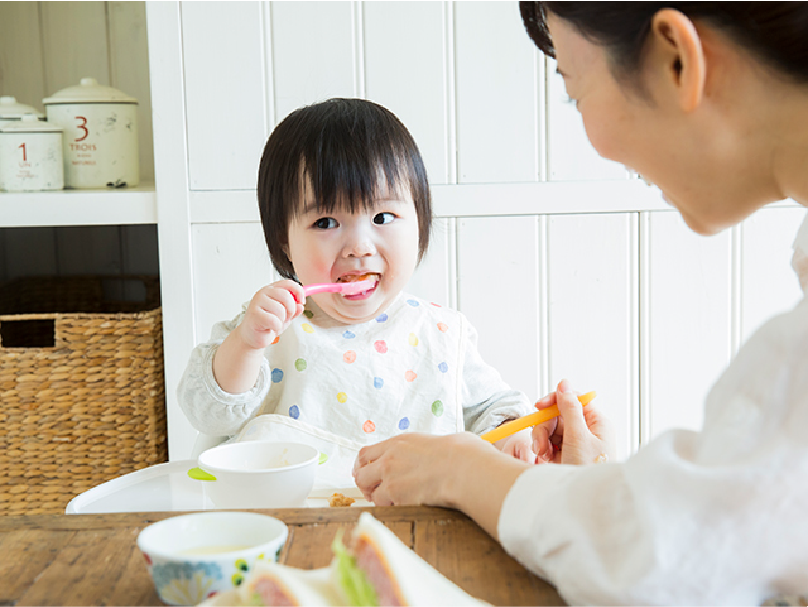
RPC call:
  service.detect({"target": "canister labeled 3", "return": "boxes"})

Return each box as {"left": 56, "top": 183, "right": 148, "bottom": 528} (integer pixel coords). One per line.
{"left": 0, "top": 115, "right": 64, "bottom": 191}
{"left": 43, "top": 78, "right": 139, "bottom": 188}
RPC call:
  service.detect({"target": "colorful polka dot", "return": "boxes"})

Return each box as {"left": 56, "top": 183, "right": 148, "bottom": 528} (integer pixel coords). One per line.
{"left": 437, "top": 322, "right": 448, "bottom": 333}
{"left": 343, "top": 350, "right": 357, "bottom": 364}
{"left": 438, "top": 362, "right": 448, "bottom": 373}
{"left": 294, "top": 358, "right": 307, "bottom": 372}
{"left": 405, "top": 369, "right": 417, "bottom": 382}
{"left": 408, "top": 333, "right": 419, "bottom": 347}
{"left": 363, "top": 420, "right": 376, "bottom": 433}
{"left": 431, "top": 302, "right": 441, "bottom": 307}
{"left": 318, "top": 452, "right": 328, "bottom": 465}
{"left": 398, "top": 417, "right": 410, "bottom": 431}
{"left": 373, "top": 377, "right": 384, "bottom": 389}
{"left": 376, "top": 313, "right": 388, "bottom": 323}
{"left": 301, "top": 323, "right": 314, "bottom": 334}
{"left": 337, "top": 392, "right": 347, "bottom": 403}
{"left": 342, "top": 330, "right": 356, "bottom": 339}
{"left": 271, "top": 335, "right": 280, "bottom": 345}
{"left": 288, "top": 405, "right": 300, "bottom": 419}
{"left": 407, "top": 299, "right": 419, "bottom": 307}
{"left": 271, "top": 368, "right": 284, "bottom": 383}
{"left": 303, "top": 310, "right": 314, "bottom": 319}
{"left": 374, "top": 340, "right": 388, "bottom": 354}
{"left": 432, "top": 400, "right": 444, "bottom": 416}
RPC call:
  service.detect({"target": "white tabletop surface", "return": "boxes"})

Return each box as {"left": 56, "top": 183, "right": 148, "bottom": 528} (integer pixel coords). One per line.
{"left": 66, "top": 460, "right": 369, "bottom": 514}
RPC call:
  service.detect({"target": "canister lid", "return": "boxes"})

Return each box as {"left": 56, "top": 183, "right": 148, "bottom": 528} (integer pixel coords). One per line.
{"left": 43, "top": 77, "right": 138, "bottom": 105}
{"left": 0, "top": 96, "right": 45, "bottom": 120}
{"left": 0, "top": 114, "right": 64, "bottom": 133}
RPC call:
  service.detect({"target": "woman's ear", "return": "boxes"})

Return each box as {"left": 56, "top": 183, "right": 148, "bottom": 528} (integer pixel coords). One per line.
{"left": 650, "top": 8, "right": 706, "bottom": 112}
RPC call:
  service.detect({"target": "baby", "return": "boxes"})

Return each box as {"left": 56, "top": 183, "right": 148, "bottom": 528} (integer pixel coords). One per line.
{"left": 177, "top": 98, "right": 533, "bottom": 486}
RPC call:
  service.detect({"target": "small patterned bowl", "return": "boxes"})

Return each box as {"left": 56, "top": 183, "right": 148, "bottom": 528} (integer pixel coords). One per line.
{"left": 137, "top": 511, "right": 287, "bottom": 605}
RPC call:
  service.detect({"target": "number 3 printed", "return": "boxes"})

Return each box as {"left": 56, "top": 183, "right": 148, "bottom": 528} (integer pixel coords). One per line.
{"left": 75, "top": 116, "right": 89, "bottom": 142}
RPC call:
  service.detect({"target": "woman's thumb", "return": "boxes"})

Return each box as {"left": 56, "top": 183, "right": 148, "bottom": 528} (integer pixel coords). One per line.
{"left": 556, "top": 379, "right": 588, "bottom": 437}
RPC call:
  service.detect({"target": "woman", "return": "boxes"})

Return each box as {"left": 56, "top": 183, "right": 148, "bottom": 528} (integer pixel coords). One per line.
{"left": 353, "top": 3, "right": 808, "bottom": 604}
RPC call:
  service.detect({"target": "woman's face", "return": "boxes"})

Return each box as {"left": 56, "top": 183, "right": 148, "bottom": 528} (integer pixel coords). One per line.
{"left": 285, "top": 181, "right": 420, "bottom": 325}
{"left": 547, "top": 13, "right": 770, "bottom": 235}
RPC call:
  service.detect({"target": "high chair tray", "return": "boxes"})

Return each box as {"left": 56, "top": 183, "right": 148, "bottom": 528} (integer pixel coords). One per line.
{"left": 65, "top": 460, "right": 368, "bottom": 514}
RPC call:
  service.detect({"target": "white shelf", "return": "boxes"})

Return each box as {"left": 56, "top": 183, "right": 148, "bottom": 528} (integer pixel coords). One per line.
{"left": 0, "top": 184, "right": 157, "bottom": 227}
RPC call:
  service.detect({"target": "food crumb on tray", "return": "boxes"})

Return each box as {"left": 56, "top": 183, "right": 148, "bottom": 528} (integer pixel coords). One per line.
{"left": 328, "top": 492, "right": 356, "bottom": 507}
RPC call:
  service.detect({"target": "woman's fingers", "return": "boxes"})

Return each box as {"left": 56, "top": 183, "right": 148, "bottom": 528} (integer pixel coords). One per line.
{"left": 556, "top": 378, "right": 588, "bottom": 439}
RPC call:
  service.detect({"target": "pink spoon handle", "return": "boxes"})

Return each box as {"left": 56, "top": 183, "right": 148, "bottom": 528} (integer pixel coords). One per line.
{"left": 302, "top": 279, "right": 375, "bottom": 297}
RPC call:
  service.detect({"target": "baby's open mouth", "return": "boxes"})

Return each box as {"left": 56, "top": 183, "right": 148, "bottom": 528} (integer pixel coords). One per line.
{"left": 336, "top": 272, "right": 379, "bottom": 284}
{"left": 336, "top": 273, "right": 380, "bottom": 298}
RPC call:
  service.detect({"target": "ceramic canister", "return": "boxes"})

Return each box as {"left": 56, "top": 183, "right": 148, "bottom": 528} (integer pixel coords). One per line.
{"left": 43, "top": 78, "right": 139, "bottom": 188}
{"left": 0, "top": 96, "right": 45, "bottom": 126}
{"left": 0, "top": 114, "right": 64, "bottom": 192}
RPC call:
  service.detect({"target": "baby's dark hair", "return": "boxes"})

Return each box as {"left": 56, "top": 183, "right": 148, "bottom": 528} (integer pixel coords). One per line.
{"left": 257, "top": 98, "right": 432, "bottom": 280}
{"left": 520, "top": 2, "right": 808, "bottom": 86}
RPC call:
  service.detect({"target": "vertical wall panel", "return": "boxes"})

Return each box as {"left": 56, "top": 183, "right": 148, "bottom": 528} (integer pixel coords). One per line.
{"left": 364, "top": 2, "right": 449, "bottom": 184}
{"left": 0, "top": 2, "right": 46, "bottom": 110}
{"left": 271, "top": 1, "right": 356, "bottom": 125}
{"left": 456, "top": 216, "right": 542, "bottom": 402}
{"left": 192, "top": 222, "right": 278, "bottom": 345}
{"left": 41, "top": 2, "right": 110, "bottom": 96}
{"left": 741, "top": 206, "right": 806, "bottom": 341}
{"left": 407, "top": 217, "right": 455, "bottom": 307}
{"left": 645, "top": 212, "right": 732, "bottom": 440}
{"left": 546, "top": 59, "right": 629, "bottom": 181}
{"left": 182, "top": 2, "right": 265, "bottom": 190}
{"left": 455, "top": 1, "right": 539, "bottom": 184}
{"left": 547, "top": 213, "right": 637, "bottom": 459}
{"left": 109, "top": 1, "right": 154, "bottom": 184}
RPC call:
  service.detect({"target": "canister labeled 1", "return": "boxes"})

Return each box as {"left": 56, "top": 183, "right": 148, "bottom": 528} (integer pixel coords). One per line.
{"left": 43, "top": 77, "right": 139, "bottom": 189}
{"left": 0, "top": 114, "right": 64, "bottom": 191}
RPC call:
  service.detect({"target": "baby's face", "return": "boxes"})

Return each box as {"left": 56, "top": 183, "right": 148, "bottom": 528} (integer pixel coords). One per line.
{"left": 285, "top": 185, "right": 420, "bottom": 325}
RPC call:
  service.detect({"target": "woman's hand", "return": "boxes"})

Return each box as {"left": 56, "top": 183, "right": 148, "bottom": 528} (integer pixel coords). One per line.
{"left": 353, "top": 432, "right": 529, "bottom": 538}
{"left": 532, "top": 379, "right": 615, "bottom": 465}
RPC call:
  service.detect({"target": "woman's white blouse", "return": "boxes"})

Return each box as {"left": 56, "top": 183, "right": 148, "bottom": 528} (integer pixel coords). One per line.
{"left": 498, "top": 213, "right": 808, "bottom": 605}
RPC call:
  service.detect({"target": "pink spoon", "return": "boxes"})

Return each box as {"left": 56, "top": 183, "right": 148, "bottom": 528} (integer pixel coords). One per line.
{"left": 302, "top": 278, "right": 376, "bottom": 298}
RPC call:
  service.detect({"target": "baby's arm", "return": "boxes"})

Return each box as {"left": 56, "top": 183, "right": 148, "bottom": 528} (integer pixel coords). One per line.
{"left": 213, "top": 280, "right": 304, "bottom": 394}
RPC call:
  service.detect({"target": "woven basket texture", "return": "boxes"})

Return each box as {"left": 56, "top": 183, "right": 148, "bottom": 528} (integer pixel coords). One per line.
{"left": 0, "top": 275, "right": 167, "bottom": 516}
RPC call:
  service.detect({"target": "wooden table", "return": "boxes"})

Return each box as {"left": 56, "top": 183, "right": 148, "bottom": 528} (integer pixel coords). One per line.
{"left": 0, "top": 506, "right": 565, "bottom": 606}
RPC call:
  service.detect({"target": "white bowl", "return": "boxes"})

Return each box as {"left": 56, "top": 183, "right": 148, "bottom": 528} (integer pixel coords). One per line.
{"left": 137, "top": 511, "right": 288, "bottom": 605}
{"left": 198, "top": 441, "right": 319, "bottom": 509}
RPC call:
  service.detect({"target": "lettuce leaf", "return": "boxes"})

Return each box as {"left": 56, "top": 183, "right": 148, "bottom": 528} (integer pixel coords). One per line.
{"left": 332, "top": 532, "right": 379, "bottom": 606}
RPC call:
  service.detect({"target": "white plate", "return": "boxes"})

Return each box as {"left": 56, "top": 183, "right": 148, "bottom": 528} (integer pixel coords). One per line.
{"left": 66, "top": 460, "right": 370, "bottom": 514}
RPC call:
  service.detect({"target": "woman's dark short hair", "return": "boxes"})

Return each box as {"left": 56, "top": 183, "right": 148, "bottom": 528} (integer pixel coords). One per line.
{"left": 257, "top": 98, "right": 432, "bottom": 281}
{"left": 520, "top": 2, "right": 808, "bottom": 86}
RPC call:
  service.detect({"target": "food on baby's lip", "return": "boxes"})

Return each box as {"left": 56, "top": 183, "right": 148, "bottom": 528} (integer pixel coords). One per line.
{"left": 328, "top": 492, "right": 356, "bottom": 508}
{"left": 337, "top": 273, "right": 378, "bottom": 283}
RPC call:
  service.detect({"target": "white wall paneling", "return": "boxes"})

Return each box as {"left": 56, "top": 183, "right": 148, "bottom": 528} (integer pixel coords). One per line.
{"left": 457, "top": 216, "right": 543, "bottom": 404}
{"left": 642, "top": 212, "right": 734, "bottom": 442}
{"left": 182, "top": 1, "right": 266, "bottom": 191}
{"left": 406, "top": 217, "right": 456, "bottom": 309}
{"left": 547, "top": 213, "right": 638, "bottom": 459}
{"left": 454, "top": 1, "right": 540, "bottom": 183}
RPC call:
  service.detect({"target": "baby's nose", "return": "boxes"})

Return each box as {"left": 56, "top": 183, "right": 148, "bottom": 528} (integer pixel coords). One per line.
{"left": 343, "top": 238, "right": 377, "bottom": 257}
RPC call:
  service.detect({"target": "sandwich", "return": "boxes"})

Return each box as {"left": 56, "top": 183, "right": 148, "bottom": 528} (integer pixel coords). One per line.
{"left": 229, "top": 513, "right": 489, "bottom": 606}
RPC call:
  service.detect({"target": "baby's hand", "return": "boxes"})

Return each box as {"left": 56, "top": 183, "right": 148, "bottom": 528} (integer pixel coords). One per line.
{"left": 237, "top": 280, "right": 305, "bottom": 350}
{"left": 499, "top": 429, "right": 534, "bottom": 463}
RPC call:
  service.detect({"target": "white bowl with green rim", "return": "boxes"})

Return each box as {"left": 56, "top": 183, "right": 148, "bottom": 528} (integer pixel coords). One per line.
{"left": 197, "top": 441, "right": 318, "bottom": 509}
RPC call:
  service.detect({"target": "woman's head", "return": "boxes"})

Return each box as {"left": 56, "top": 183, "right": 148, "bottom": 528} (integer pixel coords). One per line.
{"left": 258, "top": 98, "right": 430, "bottom": 324}
{"left": 258, "top": 98, "right": 431, "bottom": 280}
{"left": 519, "top": 2, "right": 808, "bottom": 234}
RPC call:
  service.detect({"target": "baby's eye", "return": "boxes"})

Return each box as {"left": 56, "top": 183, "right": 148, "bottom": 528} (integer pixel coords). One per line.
{"left": 373, "top": 212, "right": 395, "bottom": 225}
{"left": 313, "top": 217, "right": 338, "bottom": 229}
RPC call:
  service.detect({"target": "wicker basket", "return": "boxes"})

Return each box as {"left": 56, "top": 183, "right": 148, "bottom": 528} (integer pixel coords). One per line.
{"left": 0, "top": 276, "right": 167, "bottom": 515}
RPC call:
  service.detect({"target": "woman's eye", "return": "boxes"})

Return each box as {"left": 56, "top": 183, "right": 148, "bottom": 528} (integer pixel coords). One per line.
{"left": 313, "top": 217, "right": 338, "bottom": 229}
{"left": 373, "top": 212, "right": 395, "bottom": 225}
